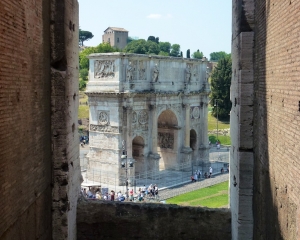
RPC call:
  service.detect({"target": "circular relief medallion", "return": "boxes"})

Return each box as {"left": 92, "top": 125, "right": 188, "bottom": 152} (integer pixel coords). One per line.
{"left": 132, "top": 111, "right": 137, "bottom": 124}
{"left": 192, "top": 107, "right": 200, "bottom": 119}
{"left": 98, "top": 111, "right": 109, "bottom": 125}
{"left": 138, "top": 110, "right": 148, "bottom": 125}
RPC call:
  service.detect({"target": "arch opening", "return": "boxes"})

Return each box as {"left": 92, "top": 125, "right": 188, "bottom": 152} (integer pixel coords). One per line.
{"left": 157, "top": 110, "right": 178, "bottom": 170}
{"left": 132, "top": 136, "right": 145, "bottom": 175}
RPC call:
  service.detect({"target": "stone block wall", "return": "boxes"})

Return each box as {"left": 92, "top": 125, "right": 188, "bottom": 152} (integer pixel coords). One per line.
{"left": 0, "top": 1, "right": 52, "bottom": 239}
{"left": 77, "top": 200, "right": 231, "bottom": 239}
{"left": 230, "top": 1, "right": 255, "bottom": 239}
{"left": 252, "top": 1, "right": 300, "bottom": 239}
{"left": 0, "top": 0, "right": 81, "bottom": 239}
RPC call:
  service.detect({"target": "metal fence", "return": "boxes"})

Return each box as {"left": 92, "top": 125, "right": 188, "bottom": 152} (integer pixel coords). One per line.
{"left": 81, "top": 160, "right": 229, "bottom": 193}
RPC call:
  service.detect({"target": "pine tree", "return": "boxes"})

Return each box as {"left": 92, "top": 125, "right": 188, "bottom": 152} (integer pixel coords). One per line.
{"left": 187, "top": 49, "right": 190, "bottom": 58}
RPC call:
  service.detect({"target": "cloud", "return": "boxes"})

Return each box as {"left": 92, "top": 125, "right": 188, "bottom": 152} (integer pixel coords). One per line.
{"left": 147, "top": 14, "right": 162, "bottom": 19}
{"left": 147, "top": 14, "right": 173, "bottom": 19}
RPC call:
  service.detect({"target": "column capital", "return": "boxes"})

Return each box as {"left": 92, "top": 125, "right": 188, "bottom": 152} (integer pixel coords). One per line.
{"left": 182, "top": 103, "right": 190, "bottom": 109}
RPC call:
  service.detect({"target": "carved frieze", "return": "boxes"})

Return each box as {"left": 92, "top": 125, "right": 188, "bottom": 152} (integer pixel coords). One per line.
{"left": 90, "top": 124, "right": 120, "bottom": 133}
{"left": 152, "top": 63, "right": 159, "bottom": 82}
{"left": 126, "top": 61, "right": 137, "bottom": 81}
{"left": 132, "top": 111, "right": 137, "bottom": 124}
{"left": 158, "top": 132, "right": 174, "bottom": 149}
{"left": 138, "top": 110, "right": 148, "bottom": 125}
{"left": 185, "top": 64, "right": 192, "bottom": 82}
{"left": 98, "top": 111, "right": 109, "bottom": 125}
{"left": 191, "top": 106, "right": 200, "bottom": 119}
{"left": 139, "top": 61, "right": 146, "bottom": 80}
{"left": 94, "top": 60, "right": 115, "bottom": 78}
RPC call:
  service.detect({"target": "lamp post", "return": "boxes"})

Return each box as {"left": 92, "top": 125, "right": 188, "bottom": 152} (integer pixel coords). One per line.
{"left": 121, "top": 140, "right": 133, "bottom": 200}
{"left": 214, "top": 99, "right": 220, "bottom": 144}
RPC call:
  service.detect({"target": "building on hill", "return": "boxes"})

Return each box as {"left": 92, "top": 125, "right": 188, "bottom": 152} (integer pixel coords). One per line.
{"left": 102, "top": 27, "right": 128, "bottom": 50}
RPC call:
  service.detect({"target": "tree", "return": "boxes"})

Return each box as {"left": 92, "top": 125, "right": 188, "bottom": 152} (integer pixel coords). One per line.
{"left": 79, "top": 29, "right": 94, "bottom": 46}
{"left": 186, "top": 49, "right": 190, "bottom": 58}
{"left": 170, "top": 44, "right": 180, "bottom": 57}
{"left": 158, "top": 42, "right": 171, "bottom": 54}
{"left": 124, "top": 39, "right": 147, "bottom": 54}
{"left": 158, "top": 51, "right": 169, "bottom": 56}
{"left": 192, "top": 49, "right": 203, "bottom": 59}
{"left": 80, "top": 68, "right": 89, "bottom": 81}
{"left": 145, "top": 40, "right": 160, "bottom": 54}
{"left": 147, "top": 36, "right": 156, "bottom": 42}
{"left": 155, "top": 37, "right": 159, "bottom": 44}
{"left": 209, "top": 51, "right": 230, "bottom": 61}
{"left": 210, "top": 55, "right": 232, "bottom": 120}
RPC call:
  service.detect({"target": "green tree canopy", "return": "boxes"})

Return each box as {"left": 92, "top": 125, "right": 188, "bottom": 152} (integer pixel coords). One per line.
{"left": 158, "top": 42, "right": 171, "bottom": 54}
{"left": 170, "top": 44, "right": 181, "bottom": 57}
{"left": 210, "top": 55, "right": 232, "bottom": 120}
{"left": 124, "top": 39, "right": 160, "bottom": 54}
{"left": 209, "top": 51, "right": 230, "bottom": 61}
{"left": 79, "top": 29, "right": 94, "bottom": 46}
{"left": 147, "top": 36, "right": 156, "bottom": 42}
{"left": 123, "top": 39, "right": 147, "bottom": 54}
{"left": 192, "top": 49, "right": 204, "bottom": 59}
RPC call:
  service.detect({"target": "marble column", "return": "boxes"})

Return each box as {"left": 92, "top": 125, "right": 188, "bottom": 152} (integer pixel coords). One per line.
{"left": 126, "top": 106, "right": 133, "bottom": 158}
{"left": 184, "top": 104, "right": 191, "bottom": 148}
{"left": 149, "top": 104, "right": 160, "bottom": 169}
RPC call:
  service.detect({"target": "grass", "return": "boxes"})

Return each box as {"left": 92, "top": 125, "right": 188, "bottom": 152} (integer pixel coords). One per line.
{"left": 207, "top": 109, "right": 231, "bottom": 145}
{"left": 209, "top": 135, "right": 231, "bottom": 145}
{"left": 208, "top": 112, "right": 230, "bottom": 131}
{"left": 78, "top": 92, "right": 89, "bottom": 119}
{"left": 166, "top": 181, "right": 229, "bottom": 208}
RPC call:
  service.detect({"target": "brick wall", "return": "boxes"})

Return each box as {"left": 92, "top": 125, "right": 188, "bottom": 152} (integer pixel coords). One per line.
{"left": 77, "top": 199, "right": 231, "bottom": 239}
{"left": 0, "top": 0, "right": 52, "bottom": 238}
{"left": 0, "top": 0, "right": 81, "bottom": 239}
{"left": 252, "top": 1, "right": 300, "bottom": 239}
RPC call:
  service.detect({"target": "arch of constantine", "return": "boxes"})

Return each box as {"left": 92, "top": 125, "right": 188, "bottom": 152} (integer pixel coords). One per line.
{"left": 85, "top": 53, "right": 210, "bottom": 185}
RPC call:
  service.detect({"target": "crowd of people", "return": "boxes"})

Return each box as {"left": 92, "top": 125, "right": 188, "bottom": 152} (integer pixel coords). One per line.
{"left": 81, "top": 183, "right": 159, "bottom": 202}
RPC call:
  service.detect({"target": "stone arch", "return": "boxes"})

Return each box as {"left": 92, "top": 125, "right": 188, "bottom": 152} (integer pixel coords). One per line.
{"left": 157, "top": 109, "right": 179, "bottom": 170}
{"left": 157, "top": 107, "right": 181, "bottom": 127}
{"left": 132, "top": 136, "right": 145, "bottom": 175}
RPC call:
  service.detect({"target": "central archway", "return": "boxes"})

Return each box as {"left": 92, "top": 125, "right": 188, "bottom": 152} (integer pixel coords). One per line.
{"left": 157, "top": 109, "right": 179, "bottom": 170}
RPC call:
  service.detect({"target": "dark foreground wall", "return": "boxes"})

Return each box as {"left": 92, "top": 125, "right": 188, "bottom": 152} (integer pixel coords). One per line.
{"left": 252, "top": 1, "right": 300, "bottom": 239}
{"left": 0, "top": 0, "right": 80, "bottom": 239}
{"left": 77, "top": 199, "right": 231, "bottom": 240}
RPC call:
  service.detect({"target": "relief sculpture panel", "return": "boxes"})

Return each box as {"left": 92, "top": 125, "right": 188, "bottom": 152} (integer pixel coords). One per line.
{"left": 98, "top": 111, "right": 110, "bottom": 125}
{"left": 158, "top": 132, "right": 174, "bottom": 149}
{"left": 95, "top": 60, "right": 115, "bottom": 78}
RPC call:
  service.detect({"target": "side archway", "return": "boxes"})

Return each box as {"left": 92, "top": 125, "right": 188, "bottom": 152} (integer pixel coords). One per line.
{"left": 132, "top": 136, "right": 145, "bottom": 175}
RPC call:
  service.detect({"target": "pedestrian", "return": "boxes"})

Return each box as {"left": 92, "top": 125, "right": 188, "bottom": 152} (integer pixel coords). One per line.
{"left": 129, "top": 189, "right": 134, "bottom": 201}
{"left": 194, "top": 172, "right": 198, "bottom": 181}
{"left": 204, "top": 172, "right": 208, "bottom": 178}
{"left": 209, "top": 166, "right": 213, "bottom": 177}
{"left": 191, "top": 175, "right": 196, "bottom": 182}
{"left": 221, "top": 167, "right": 224, "bottom": 173}
{"left": 197, "top": 170, "right": 201, "bottom": 179}
{"left": 142, "top": 185, "right": 146, "bottom": 194}
{"left": 110, "top": 190, "right": 115, "bottom": 201}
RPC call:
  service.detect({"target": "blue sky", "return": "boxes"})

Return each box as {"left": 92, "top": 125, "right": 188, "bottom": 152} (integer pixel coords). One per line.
{"left": 78, "top": 0, "right": 231, "bottom": 58}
